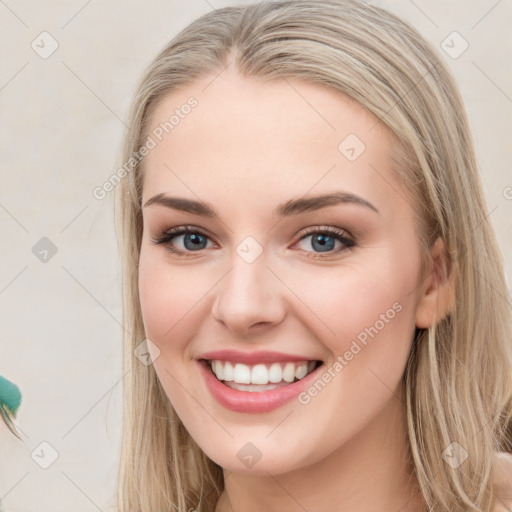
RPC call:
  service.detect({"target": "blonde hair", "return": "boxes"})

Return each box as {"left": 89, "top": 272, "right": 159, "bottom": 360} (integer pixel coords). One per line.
{"left": 113, "top": 1, "right": 512, "bottom": 510}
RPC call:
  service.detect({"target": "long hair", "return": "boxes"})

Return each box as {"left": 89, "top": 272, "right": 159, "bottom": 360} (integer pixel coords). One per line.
{"left": 113, "top": 1, "right": 512, "bottom": 510}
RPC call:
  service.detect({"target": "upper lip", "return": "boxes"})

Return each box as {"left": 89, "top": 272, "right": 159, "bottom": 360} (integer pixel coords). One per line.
{"left": 198, "top": 350, "right": 322, "bottom": 365}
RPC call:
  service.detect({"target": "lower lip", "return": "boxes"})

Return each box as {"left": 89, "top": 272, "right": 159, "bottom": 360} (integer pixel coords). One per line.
{"left": 197, "top": 360, "right": 323, "bottom": 413}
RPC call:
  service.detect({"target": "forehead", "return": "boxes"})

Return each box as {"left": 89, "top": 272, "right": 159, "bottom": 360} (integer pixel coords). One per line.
{"left": 142, "top": 67, "right": 404, "bottom": 217}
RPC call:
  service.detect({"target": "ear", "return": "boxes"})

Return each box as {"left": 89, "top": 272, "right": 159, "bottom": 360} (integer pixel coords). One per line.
{"left": 415, "top": 237, "right": 455, "bottom": 329}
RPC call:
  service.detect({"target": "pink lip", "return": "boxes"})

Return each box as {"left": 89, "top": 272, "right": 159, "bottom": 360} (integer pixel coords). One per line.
{"left": 197, "top": 359, "right": 323, "bottom": 414}
{"left": 198, "top": 349, "right": 320, "bottom": 365}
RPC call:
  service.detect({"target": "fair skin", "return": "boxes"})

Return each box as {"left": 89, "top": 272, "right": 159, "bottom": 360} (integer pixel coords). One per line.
{"left": 138, "top": 64, "right": 457, "bottom": 512}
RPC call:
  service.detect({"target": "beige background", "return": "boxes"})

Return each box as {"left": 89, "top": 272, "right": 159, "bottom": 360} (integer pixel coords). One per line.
{"left": 0, "top": 0, "right": 510, "bottom": 510}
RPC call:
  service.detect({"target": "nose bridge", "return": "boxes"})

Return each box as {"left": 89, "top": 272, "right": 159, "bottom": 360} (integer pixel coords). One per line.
{"left": 211, "top": 241, "right": 285, "bottom": 333}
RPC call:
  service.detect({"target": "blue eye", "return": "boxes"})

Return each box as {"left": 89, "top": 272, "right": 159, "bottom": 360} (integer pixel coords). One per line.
{"left": 151, "top": 227, "right": 213, "bottom": 256}
{"left": 294, "top": 226, "right": 355, "bottom": 258}
{"left": 151, "top": 225, "right": 355, "bottom": 258}
{"left": 299, "top": 233, "right": 338, "bottom": 252}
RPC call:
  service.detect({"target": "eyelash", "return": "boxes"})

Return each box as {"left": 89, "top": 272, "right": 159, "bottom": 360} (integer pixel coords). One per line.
{"left": 151, "top": 225, "right": 356, "bottom": 260}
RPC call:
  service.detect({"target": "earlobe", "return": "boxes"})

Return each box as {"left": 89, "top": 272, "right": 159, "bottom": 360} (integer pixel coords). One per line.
{"left": 415, "top": 237, "right": 455, "bottom": 329}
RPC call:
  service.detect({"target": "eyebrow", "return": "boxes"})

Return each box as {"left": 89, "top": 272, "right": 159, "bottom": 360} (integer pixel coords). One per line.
{"left": 142, "top": 191, "right": 379, "bottom": 217}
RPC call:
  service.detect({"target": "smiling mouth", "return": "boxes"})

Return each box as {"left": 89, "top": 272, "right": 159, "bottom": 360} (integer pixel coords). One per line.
{"left": 200, "top": 359, "right": 323, "bottom": 392}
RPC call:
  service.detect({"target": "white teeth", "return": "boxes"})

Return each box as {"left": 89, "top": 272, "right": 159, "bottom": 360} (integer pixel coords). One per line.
{"left": 213, "top": 360, "right": 224, "bottom": 381}
{"left": 251, "top": 364, "right": 269, "bottom": 385}
{"left": 268, "top": 362, "right": 282, "bottom": 383}
{"left": 225, "top": 382, "right": 285, "bottom": 392}
{"left": 209, "top": 360, "right": 318, "bottom": 385}
{"left": 295, "top": 364, "right": 308, "bottom": 379}
{"left": 223, "top": 361, "right": 234, "bottom": 381}
{"left": 233, "top": 363, "right": 251, "bottom": 384}
{"left": 282, "top": 362, "right": 296, "bottom": 383}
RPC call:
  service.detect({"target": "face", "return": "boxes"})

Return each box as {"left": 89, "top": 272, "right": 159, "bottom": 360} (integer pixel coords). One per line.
{"left": 138, "top": 65, "right": 427, "bottom": 475}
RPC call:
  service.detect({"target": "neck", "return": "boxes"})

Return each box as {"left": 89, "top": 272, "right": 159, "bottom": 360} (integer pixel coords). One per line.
{"left": 215, "top": 389, "right": 427, "bottom": 512}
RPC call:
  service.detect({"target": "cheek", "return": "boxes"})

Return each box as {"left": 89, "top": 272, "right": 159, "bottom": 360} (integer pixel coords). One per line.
{"left": 284, "top": 255, "right": 419, "bottom": 447}
{"left": 137, "top": 250, "right": 210, "bottom": 413}
{"left": 346, "top": 258, "right": 420, "bottom": 397}
{"left": 289, "top": 246, "right": 420, "bottom": 381}
{"left": 138, "top": 249, "right": 218, "bottom": 356}
{"left": 138, "top": 251, "right": 190, "bottom": 347}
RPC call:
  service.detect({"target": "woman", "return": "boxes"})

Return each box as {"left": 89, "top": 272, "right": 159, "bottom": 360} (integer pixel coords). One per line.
{"left": 113, "top": 1, "right": 512, "bottom": 510}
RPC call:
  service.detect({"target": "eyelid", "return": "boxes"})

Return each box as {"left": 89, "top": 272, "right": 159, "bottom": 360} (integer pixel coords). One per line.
{"left": 150, "top": 225, "right": 215, "bottom": 247}
{"left": 294, "top": 224, "right": 354, "bottom": 242}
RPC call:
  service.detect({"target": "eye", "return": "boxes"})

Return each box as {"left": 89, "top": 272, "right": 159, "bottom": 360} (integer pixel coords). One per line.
{"left": 151, "top": 226, "right": 215, "bottom": 257}
{"left": 293, "top": 226, "right": 355, "bottom": 258}
{"left": 151, "top": 225, "right": 356, "bottom": 259}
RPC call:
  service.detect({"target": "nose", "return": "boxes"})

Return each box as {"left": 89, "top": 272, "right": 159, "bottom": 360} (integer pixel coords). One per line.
{"left": 211, "top": 250, "right": 286, "bottom": 336}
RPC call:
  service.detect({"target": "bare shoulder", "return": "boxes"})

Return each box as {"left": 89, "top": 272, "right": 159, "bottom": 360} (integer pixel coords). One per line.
{"left": 493, "top": 452, "right": 512, "bottom": 512}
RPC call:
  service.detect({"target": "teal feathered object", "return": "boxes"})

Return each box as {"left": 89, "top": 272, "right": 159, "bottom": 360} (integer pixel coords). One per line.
{"left": 0, "top": 374, "right": 22, "bottom": 440}
{"left": 0, "top": 375, "right": 22, "bottom": 512}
